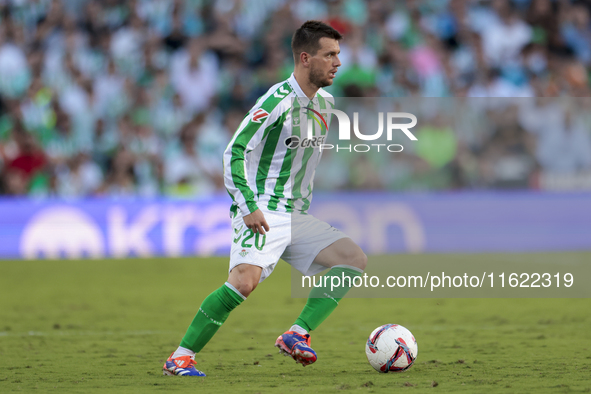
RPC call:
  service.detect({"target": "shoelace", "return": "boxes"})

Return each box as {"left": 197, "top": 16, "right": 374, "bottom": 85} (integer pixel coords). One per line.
{"left": 175, "top": 358, "right": 197, "bottom": 369}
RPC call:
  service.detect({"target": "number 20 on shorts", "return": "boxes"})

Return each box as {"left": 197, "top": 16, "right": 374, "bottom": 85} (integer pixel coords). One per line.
{"left": 233, "top": 228, "right": 266, "bottom": 251}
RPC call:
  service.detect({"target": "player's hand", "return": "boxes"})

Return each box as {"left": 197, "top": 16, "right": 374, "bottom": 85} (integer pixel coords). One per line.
{"left": 243, "top": 209, "right": 270, "bottom": 235}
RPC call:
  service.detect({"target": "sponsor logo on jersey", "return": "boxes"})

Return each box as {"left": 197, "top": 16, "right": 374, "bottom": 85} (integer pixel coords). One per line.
{"left": 251, "top": 108, "right": 269, "bottom": 123}
{"left": 284, "top": 135, "right": 326, "bottom": 149}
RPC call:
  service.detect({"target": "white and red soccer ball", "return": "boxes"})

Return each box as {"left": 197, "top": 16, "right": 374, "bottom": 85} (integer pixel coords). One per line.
{"left": 365, "top": 324, "right": 418, "bottom": 373}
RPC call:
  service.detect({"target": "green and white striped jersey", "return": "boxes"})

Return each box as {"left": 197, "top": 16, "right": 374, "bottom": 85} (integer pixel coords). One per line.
{"left": 223, "top": 73, "right": 334, "bottom": 215}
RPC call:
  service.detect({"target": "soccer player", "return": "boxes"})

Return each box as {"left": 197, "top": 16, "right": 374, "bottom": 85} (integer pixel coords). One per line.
{"left": 163, "top": 20, "right": 367, "bottom": 377}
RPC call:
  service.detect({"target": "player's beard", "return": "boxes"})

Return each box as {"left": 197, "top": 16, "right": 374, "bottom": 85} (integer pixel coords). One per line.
{"left": 309, "top": 65, "right": 331, "bottom": 88}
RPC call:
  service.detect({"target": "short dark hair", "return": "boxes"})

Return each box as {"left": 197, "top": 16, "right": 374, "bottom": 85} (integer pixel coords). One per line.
{"left": 291, "top": 20, "right": 343, "bottom": 61}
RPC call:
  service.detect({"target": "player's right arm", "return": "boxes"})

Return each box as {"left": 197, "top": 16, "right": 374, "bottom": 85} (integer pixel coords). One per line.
{"left": 223, "top": 102, "right": 283, "bottom": 234}
{"left": 223, "top": 81, "right": 293, "bottom": 233}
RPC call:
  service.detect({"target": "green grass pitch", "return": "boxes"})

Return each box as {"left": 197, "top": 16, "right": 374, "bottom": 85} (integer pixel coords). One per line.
{"left": 1, "top": 254, "right": 590, "bottom": 393}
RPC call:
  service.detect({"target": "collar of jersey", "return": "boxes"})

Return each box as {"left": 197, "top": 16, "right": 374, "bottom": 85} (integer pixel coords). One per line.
{"left": 288, "top": 73, "right": 319, "bottom": 108}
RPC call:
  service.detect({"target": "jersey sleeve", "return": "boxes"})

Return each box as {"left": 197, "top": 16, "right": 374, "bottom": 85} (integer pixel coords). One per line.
{"left": 223, "top": 104, "right": 284, "bottom": 215}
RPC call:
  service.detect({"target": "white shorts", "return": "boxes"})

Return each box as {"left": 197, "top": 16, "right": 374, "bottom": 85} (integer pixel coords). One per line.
{"left": 229, "top": 209, "right": 348, "bottom": 282}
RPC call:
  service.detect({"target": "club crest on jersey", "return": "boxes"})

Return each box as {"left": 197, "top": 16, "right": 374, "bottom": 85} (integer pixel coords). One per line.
{"left": 251, "top": 108, "right": 269, "bottom": 123}
{"left": 239, "top": 249, "right": 249, "bottom": 257}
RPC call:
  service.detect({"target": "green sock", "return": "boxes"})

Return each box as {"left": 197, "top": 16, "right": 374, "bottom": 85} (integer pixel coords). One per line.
{"left": 294, "top": 265, "right": 362, "bottom": 332}
{"left": 179, "top": 282, "right": 244, "bottom": 353}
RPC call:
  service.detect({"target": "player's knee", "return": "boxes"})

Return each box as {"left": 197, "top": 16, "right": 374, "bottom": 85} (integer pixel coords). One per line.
{"left": 344, "top": 247, "right": 367, "bottom": 271}
{"left": 355, "top": 251, "right": 368, "bottom": 271}
{"left": 234, "top": 281, "right": 258, "bottom": 298}
{"left": 228, "top": 264, "right": 262, "bottom": 298}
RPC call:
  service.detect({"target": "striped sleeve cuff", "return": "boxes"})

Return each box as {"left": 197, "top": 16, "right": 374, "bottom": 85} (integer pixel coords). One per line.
{"left": 239, "top": 200, "right": 259, "bottom": 215}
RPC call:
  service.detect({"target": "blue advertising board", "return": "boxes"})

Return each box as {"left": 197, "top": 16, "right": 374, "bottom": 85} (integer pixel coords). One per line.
{"left": 0, "top": 192, "right": 589, "bottom": 259}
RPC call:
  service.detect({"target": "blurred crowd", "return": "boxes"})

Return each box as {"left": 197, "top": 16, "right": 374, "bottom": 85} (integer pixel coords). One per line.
{"left": 0, "top": 0, "right": 590, "bottom": 197}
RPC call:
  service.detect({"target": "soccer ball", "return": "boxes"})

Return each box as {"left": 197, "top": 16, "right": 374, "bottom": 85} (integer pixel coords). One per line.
{"left": 365, "top": 324, "right": 418, "bottom": 373}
